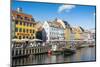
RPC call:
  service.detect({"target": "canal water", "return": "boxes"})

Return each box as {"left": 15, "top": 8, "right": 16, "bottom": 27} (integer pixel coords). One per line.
{"left": 12, "top": 46, "right": 96, "bottom": 66}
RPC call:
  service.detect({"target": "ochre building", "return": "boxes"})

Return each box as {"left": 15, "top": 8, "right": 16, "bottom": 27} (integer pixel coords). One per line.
{"left": 12, "top": 8, "right": 36, "bottom": 39}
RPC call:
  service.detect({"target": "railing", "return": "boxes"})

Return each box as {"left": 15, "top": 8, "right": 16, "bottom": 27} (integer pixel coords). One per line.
{"left": 12, "top": 46, "right": 50, "bottom": 58}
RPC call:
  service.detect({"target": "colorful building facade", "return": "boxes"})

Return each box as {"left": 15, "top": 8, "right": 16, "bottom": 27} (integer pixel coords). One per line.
{"left": 43, "top": 20, "right": 65, "bottom": 42}
{"left": 56, "top": 19, "right": 71, "bottom": 41}
{"left": 43, "top": 19, "right": 66, "bottom": 51}
{"left": 73, "top": 26, "right": 84, "bottom": 40}
{"left": 55, "top": 19, "right": 72, "bottom": 48}
{"left": 12, "top": 8, "right": 36, "bottom": 39}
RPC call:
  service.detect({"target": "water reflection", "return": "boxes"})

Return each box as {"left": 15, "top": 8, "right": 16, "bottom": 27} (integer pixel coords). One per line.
{"left": 12, "top": 46, "right": 96, "bottom": 66}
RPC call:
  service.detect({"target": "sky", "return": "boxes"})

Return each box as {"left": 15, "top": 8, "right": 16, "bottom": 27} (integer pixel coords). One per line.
{"left": 12, "top": 1, "right": 96, "bottom": 29}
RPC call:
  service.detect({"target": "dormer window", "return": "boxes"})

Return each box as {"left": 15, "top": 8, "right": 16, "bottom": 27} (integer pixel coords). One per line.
{"left": 24, "top": 17, "right": 28, "bottom": 20}
{"left": 17, "top": 15, "right": 21, "bottom": 19}
{"left": 31, "top": 18, "right": 35, "bottom": 22}
{"left": 24, "top": 17, "right": 30, "bottom": 21}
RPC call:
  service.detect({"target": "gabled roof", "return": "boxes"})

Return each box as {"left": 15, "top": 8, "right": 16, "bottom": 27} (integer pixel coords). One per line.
{"left": 71, "top": 26, "right": 84, "bottom": 33}
{"left": 63, "top": 20, "right": 70, "bottom": 27}
{"left": 78, "top": 26, "right": 84, "bottom": 32}
{"left": 12, "top": 10, "right": 33, "bottom": 18}
{"left": 47, "top": 21, "right": 64, "bottom": 28}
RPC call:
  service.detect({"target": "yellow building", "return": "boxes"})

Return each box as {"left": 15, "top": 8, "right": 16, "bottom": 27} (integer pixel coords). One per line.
{"left": 12, "top": 8, "right": 37, "bottom": 39}
{"left": 64, "top": 28, "right": 71, "bottom": 48}
{"left": 64, "top": 28, "right": 71, "bottom": 41}
{"left": 74, "top": 26, "right": 84, "bottom": 40}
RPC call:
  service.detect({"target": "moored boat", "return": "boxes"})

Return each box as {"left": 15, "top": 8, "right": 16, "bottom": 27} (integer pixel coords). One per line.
{"left": 89, "top": 45, "right": 94, "bottom": 47}
{"left": 62, "top": 48, "right": 76, "bottom": 56}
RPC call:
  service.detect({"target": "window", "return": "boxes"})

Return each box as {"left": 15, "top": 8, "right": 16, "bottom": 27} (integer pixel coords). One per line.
{"left": 29, "top": 37, "right": 31, "bottom": 39}
{"left": 14, "top": 36, "right": 17, "bottom": 39}
{"left": 15, "top": 27, "right": 18, "bottom": 32}
{"left": 26, "top": 36, "right": 28, "bottom": 38}
{"left": 19, "top": 36, "right": 21, "bottom": 39}
{"left": 27, "top": 29, "right": 28, "bottom": 33}
{"left": 30, "top": 29, "right": 31, "bottom": 33}
{"left": 33, "top": 30, "right": 35, "bottom": 33}
{"left": 15, "top": 21, "right": 18, "bottom": 24}
{"left": 52, "top": 28, "right": 54, "bottom": 30}
{"left": 27, "top": 23, "right": 29, "bottom": 26}
{"left": 17, "top": 15, "right": 21, "bottom": 19}
{"left": 27, "top": 19, "right": 30, "bottom": 21}
{"left": 31, "top": 18, "right": 35, "bottom": 21}
{"left": 24, "top": 17, "right": 27, "bottom": 20}
{"left": 24, "top": 17, "right": 29, "bottom": 21}
{"left": 20, "top": 17, "right": 23, "bottom": 20}
{"left": 17, "top": 15, "right": 23, "bottom": 20}
{"left": 19, "top": 28, "right": 22, "bottom": 32}
{"left": 33, "top": 24, "right": 35, "bottom": 27}
{"left": 23, "top": 36, "right": 25, "bottom": 39}
{"left": 23, "top": 22, "right": 26, "bottom": 26}
{"left": 19, "top": 21, "right": 22, "bottom": 25}
{"left": 23, "top": 29, "right": 25, "bottom": 32}
{"left": 28, "top": 23, "right": 30, "bottom": 27}
{"left": 30, "top": 23, "right": 32, "bottom": 27}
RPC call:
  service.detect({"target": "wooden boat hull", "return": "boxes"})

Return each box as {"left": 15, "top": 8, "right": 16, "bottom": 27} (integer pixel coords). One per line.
{"left": 62, "top": 48, "right": 75, "bottom": 56}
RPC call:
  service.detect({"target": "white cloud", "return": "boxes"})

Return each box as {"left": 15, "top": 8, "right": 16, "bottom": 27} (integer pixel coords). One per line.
{"left": 58, "top": 5, "right": 76, "bottom": 13}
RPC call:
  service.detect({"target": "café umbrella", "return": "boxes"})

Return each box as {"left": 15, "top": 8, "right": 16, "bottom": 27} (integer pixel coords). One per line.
{"left": 29, "top": 39, "right": 43, "bottom": 46}
{"left": 12, "top": 39, "right": 21, "bottom": 42}
{"left": 29, "top": 39, "right": 43, "bottom": 42}
{"left": 21, "top": 39, "right": 29, "bottom": 42}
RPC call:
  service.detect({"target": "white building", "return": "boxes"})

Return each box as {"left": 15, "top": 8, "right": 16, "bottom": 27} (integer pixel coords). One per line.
{"left": 43, "top": 20, "right": 65, "bottom": 51}
{"left": 90, "top": 28, "right": 95, "bottom": 40}
{"left": 43, "top": 21, "right": 65, "bottom": 42}
{"left": 82, "top": 29, "right": 95, "bottom": 41}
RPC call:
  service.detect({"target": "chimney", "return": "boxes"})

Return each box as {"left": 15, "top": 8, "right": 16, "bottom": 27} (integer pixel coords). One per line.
{"left": 16, "top": 8, "right": 23, "bottom": 13}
